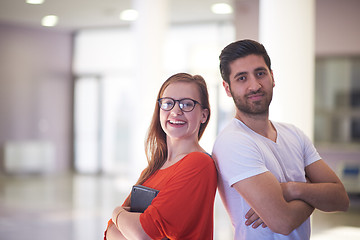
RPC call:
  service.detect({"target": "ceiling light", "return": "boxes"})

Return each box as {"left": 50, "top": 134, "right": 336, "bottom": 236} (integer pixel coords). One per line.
{"left": 41, "top": 15, "right": 58, "bottom": 27}
{"left": 120, "top": 9, "right": 138, "bottom": 21}
{"left": 211, "top": 3, "right": 233, "bottom": 14}
{"left": 26, "top": 0, "right": 45, "bottom": 4}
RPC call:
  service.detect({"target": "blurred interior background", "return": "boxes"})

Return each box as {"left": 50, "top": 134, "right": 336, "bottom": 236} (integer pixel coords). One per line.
{"left": 0, "top": 0, "right": 359, "bottom": 239}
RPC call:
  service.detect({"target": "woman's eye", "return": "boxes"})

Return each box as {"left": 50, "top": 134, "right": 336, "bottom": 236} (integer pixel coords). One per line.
{"left": 163, "top": 102, "right": 173, "bottom": 108}
{"left": 183, "top": 103, "right": 193, "bottom": 108}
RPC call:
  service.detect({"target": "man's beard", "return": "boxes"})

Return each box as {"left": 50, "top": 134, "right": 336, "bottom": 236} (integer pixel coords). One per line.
{"left": 230, "top": 89, "right": 272, "bottom": 116}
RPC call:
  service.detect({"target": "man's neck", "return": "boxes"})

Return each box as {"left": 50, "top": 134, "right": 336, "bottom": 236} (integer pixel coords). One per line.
{"left": 235, "top": 112, "right": 277, "bottom": 142}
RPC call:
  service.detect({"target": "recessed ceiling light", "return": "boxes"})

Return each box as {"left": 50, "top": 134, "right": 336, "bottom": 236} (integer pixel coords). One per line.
{"left": 26, "top": 0, "right": 45, "bottom": 4}
{"left": 211, "top": 3, "right": 233, "bottom": 14}
{"left": 120, "top": 9, "right": 138, "bottom": 21}
{"left": 41, "top": 15, "right": 58, "bottom": 27}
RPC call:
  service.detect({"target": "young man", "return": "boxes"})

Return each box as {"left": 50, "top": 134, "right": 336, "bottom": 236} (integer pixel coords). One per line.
{"left": 212, "top": 39, "right": 349, "bottom": 239}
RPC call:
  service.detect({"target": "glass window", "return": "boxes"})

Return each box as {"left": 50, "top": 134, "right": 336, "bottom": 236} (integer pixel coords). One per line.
{"left": 315, "top": 56, "right": 360, "bottom": 145}
{"left": 72, "top": 23, "right": 235, "bottom": 174}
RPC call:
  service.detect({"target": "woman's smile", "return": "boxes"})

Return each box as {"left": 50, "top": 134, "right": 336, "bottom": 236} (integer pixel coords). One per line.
{"left": 168, "top": 119, "right": 186, "bottom": 126}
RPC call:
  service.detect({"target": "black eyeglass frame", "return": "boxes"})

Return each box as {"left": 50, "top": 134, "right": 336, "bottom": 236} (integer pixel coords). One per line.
{"left": 158, "top": 97, "right": 204, "bottom": 112}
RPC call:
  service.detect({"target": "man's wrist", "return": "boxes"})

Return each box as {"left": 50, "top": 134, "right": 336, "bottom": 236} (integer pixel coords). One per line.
{"left": 289, "top": 181, "right": 306, "bottom": 200}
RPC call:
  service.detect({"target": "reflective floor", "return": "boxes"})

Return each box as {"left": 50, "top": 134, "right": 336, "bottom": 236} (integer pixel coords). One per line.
{"left": 1, "top": 174, "right": 360, "bottom": 240}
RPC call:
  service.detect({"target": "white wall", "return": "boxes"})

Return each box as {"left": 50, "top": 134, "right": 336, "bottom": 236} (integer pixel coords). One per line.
{"left": 0, "top": 23, "right": 73, "bottom": 173}
{"left": 315, "top": 0, "right": 360, "bottom": 56}
{"left": 0, "top": 0, "right": 359, "bottom": 174}
{"left": 233, "top": 0, "right": 360, "bottom": 55}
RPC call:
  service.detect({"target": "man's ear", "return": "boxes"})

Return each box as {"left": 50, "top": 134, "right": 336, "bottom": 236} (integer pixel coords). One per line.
{"left": 271, "top": 70, "right": 275, "bottom": 87}
{"left": 223, "top": 81, "right": 232, "bottom": 97}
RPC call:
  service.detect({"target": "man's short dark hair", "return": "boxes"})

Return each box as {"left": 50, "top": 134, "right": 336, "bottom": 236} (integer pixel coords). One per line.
{"left": 219, "top": 39, "right": 272, "bottom": 84}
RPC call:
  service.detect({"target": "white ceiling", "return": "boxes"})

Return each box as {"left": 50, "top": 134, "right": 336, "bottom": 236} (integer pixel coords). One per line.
{"left": 0, "top": 0, "right": 233, "bottom": 31}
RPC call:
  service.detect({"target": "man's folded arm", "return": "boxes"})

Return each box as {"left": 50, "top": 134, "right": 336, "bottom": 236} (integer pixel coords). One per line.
{"left": 281, "top": 160, "right": 349, "bottom": 212}
{"left": 233, "top": 171, "right": 314, "bottom": 235}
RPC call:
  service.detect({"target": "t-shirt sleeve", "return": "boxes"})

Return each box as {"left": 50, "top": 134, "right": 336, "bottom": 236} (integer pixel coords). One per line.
{"left": 294, "top": 126, "right": 321, "bottom": 166}
{"left": 139, "top": 152, "right": 217, "bottom": 239}
{"left": 212, "top": 130, "right": 268, "bottom": 187}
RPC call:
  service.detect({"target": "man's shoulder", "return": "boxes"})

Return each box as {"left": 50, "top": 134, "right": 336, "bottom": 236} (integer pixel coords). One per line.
{"left": 272, "top": 121, "right": 306, "bottom": 139}
{"left": 212, "top": 119, "right": 262, "bottom": 161}
{"left": 273, "top": 121, "right": 301, "bottom": 132}
{"left": 216, "top": 119, "right": 251, "bottom": 141}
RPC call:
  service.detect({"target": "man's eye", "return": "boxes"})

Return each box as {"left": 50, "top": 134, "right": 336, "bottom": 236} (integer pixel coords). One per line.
{"left": 257, "top": 71, "right": 266, "bottom": 77}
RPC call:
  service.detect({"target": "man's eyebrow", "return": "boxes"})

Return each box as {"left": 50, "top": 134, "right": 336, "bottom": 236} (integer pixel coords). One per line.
{"left": 233, "top": 71, "right": 247, "bottom": 78}
{"left": 254, "top": 67, "right": 268, "bottom": 71}
{"left": 233, "top": 67, "right": 268, "bottom": 79}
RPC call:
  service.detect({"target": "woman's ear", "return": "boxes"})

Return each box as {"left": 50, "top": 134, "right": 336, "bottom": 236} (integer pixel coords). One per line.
{"left": 201, "top": 108, "right": 209, "bottom": 124}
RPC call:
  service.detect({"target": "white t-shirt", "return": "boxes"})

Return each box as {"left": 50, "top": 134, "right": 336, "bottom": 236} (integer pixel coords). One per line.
{"left": 212, "top": 118, "right": 321, "bottom": 240}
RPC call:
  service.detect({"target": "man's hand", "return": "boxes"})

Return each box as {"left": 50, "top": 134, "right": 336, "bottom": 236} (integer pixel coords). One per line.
{"left": 280, "top": 182, "right": 298, "bottom": 202}
{"left": 233, "top": 172, "right": 314, "bottom": 234}
{"left": 280, "top": 160, "right": 349, "bottom": 212}
{"left": 280, "top": 177, "right": 312, "bottom": 202}
{"left": 245, "top": 208, "right": 267, "bottom": 228}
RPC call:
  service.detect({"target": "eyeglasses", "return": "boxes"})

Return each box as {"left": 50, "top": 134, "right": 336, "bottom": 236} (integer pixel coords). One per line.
{"left": 158, "top": 97, "right": 203, "bottom": 112}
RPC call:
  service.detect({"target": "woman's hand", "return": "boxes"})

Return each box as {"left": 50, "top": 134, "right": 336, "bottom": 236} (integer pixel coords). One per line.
{"left": 106, "top": 221, "right": 127, "bottom": 240}
{"left": 110, "top": 206, "right": 149, "bottom": 239}
{"left": 112, "top": 206, "right": 130, "bottom": 228}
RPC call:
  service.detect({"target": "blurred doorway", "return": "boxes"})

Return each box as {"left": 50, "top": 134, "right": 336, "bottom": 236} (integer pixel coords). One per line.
{"left": 74, "top": 74, "right": 133, "bottom": 175}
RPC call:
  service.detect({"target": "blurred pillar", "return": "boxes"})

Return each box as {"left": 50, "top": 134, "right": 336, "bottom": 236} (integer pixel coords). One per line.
{"left": 130, "top": 0, "right": 169, "bottom": 180}
{"left": 259, "top": 0, "right": 315, "bottom": 139}
{"left": 234, "top": 0, "right": 259, "bottom": 41}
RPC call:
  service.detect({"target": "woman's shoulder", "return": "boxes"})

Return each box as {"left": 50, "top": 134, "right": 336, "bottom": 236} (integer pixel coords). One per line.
{"left": 180, "top": 151, "right": 215, "bottom": 168}
{"left": 167, "top": 151, "right": 217, "bottom": 187}
{"left": 186, "top": 151, "right": 212, "bottom": 159}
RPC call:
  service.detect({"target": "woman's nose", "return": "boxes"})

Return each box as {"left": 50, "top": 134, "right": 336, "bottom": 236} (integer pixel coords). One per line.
{"left": 170, "top": 101, "right": 183, "bottom": 115}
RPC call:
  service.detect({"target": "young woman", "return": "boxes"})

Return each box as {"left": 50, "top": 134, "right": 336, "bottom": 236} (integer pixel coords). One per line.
{"left": 105, "top": 73, "right": 217, "bottom": 240}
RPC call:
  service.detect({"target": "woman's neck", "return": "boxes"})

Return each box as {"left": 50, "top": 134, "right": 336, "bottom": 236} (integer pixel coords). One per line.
{"left": 161, "top": 138, "right": 203, "bottom": 169}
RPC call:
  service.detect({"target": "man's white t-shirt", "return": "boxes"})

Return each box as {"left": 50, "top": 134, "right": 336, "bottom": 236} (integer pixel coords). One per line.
{"left": 212, "top": 118, "right": 321, "bottom": 240}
